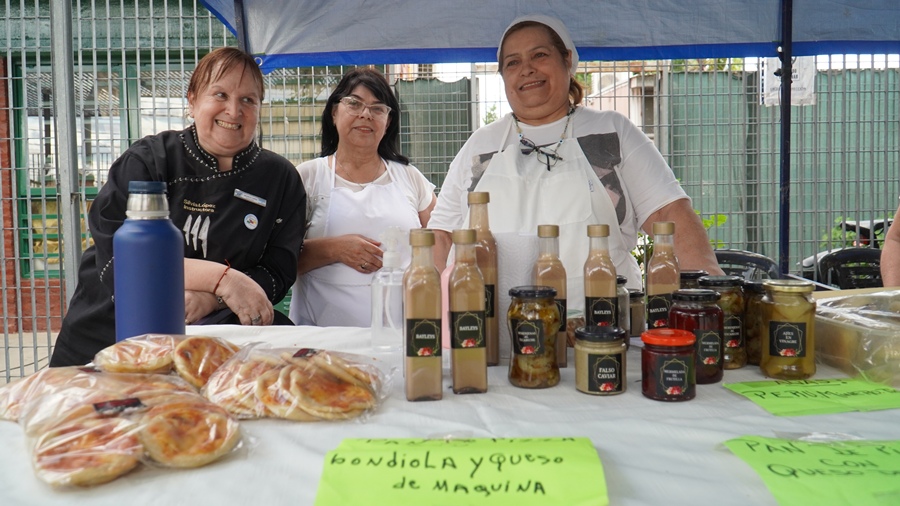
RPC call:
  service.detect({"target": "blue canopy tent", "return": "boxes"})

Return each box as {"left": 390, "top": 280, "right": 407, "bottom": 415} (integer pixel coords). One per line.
{"left": 199, "top": 0, "right": 900, "bottom": 274}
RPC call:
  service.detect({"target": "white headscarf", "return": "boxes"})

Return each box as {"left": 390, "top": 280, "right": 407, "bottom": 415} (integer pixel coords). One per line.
{"left": 497, "top": 14, "right": 580, "bottom": 76}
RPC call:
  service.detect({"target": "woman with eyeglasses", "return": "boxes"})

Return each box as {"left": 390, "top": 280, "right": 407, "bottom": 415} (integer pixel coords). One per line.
{"left": 429, "top": 14, "right": 723, "bottom": 357}
{"left": 290, "top": 68, "right": 437, "bottom": 327}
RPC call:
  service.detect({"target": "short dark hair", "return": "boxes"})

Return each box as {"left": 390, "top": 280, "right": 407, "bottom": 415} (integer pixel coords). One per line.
{"left": 319, "top": 68, "right": 409, "bottom": 165}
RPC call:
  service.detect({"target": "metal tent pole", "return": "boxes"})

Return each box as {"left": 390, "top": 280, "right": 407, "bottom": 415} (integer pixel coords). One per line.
{"left": 778, "top": 0, "right": 793, "bottom": 275}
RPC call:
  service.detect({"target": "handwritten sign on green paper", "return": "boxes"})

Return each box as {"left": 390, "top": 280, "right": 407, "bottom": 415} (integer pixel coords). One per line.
{"left": 725, "top": 436, "right": 900, "bottom": 506}
{"left": 723, "top": 378, "right": 900, "bottom": 416}
{"left": 314, "top": 437, "right": 608, "bottom": 506}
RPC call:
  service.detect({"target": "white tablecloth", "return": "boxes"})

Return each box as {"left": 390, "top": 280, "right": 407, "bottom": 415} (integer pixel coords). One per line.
{"left": 1, "top": 325, "right": 896, "bottom": 505}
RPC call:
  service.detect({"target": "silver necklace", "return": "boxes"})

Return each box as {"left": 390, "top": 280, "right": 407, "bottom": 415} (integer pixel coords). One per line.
{"left": 334, "top": 156, "right": 384, "bottom": 188}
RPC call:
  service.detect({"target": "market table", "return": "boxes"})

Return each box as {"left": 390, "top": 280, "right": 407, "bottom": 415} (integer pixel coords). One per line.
{"left": 0, "top": 324, "right": 896, "bottom": 505}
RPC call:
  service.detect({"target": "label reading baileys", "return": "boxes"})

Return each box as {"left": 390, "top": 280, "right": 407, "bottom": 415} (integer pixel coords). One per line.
{"left": 586, "top": 296, "right": 617, "bottom": 327}
{"left": 647, "top": 293, "right": 673, "bottom": 329}
{"left": 450, "top": 311, "right": 485, "bottom": 349}
{"left": 406, "top": 318, "right": 441, "bottom": 358}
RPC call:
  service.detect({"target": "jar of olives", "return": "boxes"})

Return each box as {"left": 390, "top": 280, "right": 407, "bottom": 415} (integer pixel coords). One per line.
{"left": 669, "top": 289, "right": 723, "bottom": 384}
{"left": 574, "top": 326, "right": 626, "bottom": 395}
{"left": 507, "top": 286, "right": 561, "bottom": 388}
{"left": 699, "top": 275, "right": 746, "bottom": 369}
{"left": 742, "top": 280, "right": 766, "bottom": 366}
{"left": 641, "top": 328, "right": 696, "bottom": 402}
{"left": 760, "top": 279, "right": 816, "bottom": 379}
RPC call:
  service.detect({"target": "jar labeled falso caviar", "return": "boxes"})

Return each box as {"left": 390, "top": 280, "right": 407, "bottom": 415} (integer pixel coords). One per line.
{"left": 575, "top": 326, "right": 626, "bottom": 395}
{"left": 699, "top": 275, "right": 746, "bottom": 369}
{"left": 507, "top": 286, "right": 560, "bottom": 388}
{"left": 669, "top": 289, "right": 724, "bottom": 384}
{"left": 742, "top": 280, "right": 766, "bottom": 366}
{"left": 641, "top": 328, "right": 696, "bottom": 402}
{"left": 760, "top": 279, "right": 816, "bottom": 380}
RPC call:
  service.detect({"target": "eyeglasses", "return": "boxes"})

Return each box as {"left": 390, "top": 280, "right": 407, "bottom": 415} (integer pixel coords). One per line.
{"left": 519, "top": 137, "right": 564, "bottom": 170}
{"left": 339, "top": 96, "right": 392, "bottom": 118}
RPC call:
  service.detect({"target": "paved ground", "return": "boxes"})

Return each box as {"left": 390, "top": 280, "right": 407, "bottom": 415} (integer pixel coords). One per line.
{"left": 1, "top": 332, "right": 56, "bottom": 385}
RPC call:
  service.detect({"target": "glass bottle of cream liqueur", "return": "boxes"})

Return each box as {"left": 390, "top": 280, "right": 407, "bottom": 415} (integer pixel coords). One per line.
{"left": 404, "top": 229, "right": 443, "bottom": 401}
{"left": 448, "top": 229, "right": 488, "bottom": 394}
{"left": 532, "top": 224, "right": 568, "bottom": 368}
{"left": 468, "top": 191, "right": 499, "bottom": 366}
{"left": 645, "top": 221, "right": 680, "bottom": 330}
{"left": 584, "top": 224, "right": 618, "bottom": 328}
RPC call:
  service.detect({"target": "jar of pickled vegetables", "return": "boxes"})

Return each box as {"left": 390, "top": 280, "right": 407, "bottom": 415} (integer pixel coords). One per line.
{"left": 698, "top": 275, "right": 746, "bottom": 369}
{"left": 669, "top": 289, "right": 723, "bottom": 384}
{"left": 507, "top": 286, "right": 560, "bottom": 388}
{"left": 574, "top": 326, "right": 626, "bottom": 395}
{"left": 760, "top": 279, "right": 816, "bottom": 379}
{"left": 641, "top": 328, "right": 696, "bottom": 402}
{"left": 742, "top": 280, "right": 766, "bottom": 366}
{"left": 629, "top": 289, "right": 645, "bottom": 339}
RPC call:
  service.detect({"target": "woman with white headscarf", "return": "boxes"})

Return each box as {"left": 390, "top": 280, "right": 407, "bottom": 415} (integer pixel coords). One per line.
{"left": 428, "top": 14, "right": 723, "bottom": 357}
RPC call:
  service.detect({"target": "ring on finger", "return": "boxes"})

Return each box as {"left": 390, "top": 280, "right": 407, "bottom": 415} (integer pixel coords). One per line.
{"left": 250, "top": 314, "right": 262, "bottom": 325}
{"left": 361, "top": 261, "right": 369, "bottom": 270}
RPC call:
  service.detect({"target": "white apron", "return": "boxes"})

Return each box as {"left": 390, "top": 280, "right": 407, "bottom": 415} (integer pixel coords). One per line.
{"left": 470, "top": 118, "right": 642, "bottom": 358}
{"left": 291, "top": 159, "right": 420, "bottom": 327}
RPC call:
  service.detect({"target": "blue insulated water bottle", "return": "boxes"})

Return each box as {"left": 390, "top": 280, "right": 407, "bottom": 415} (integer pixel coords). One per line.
{"left": 113, "top": 181, "right": 185, "bottom": 341}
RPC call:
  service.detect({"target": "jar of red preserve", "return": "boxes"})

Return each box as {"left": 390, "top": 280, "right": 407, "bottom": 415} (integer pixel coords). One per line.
{"left": 669, "top": 289, "right": 724, "bottom": 384}
{"left": 641, "top": 328, "right": 696, "bottom": 401}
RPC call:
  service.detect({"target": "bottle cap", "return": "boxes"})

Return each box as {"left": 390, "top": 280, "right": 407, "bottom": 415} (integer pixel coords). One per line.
{"left": 537, "top": 224, "right": 559, "bottom": 238}
{"left": 673, "top": 288, "right": 720, "bottom": 302}
{"left": 587, "top": 224, "right": 609, "bottom": 237}
{"left": 409, "top": 229, "right": 435, "bottom": 247}
{"left": 575, "top": 325, "right": 626, "bottom": 343}
{"left": 641, "top": 328, "right": 696, "bottom": 347}
{"left": 762, "top": 279, "right": 815, "bottom": 293}
{"left": 652, "top": 221, "right": 675, "bottom": 235}
{"left": 628, "top": 288, "right": 645, "bottom": 300}
{"left": 467, "top": 191, "right": 490, "bottom": 204}
{"left": 128, "top": 181, "right": 167, "bottom": 194}
{"left": 617, "top": 275, "right": 627, "bottom": 285}
{"left": 452, "top": 229, "right": 476, "bottom": 245}
{"left": 508, "top": 285, "right": 557, "bottom": 299}
{"left": 380, "top": 226, "right": 405, "bottom": 269}
{"left": 680, "top": 270, "right": 709, "bottom": 282}
{"left": 698, "top": 275, "right": 743, "bottom": 287}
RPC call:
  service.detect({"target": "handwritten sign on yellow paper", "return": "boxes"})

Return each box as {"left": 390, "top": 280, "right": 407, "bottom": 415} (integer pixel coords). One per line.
{"left": 723, "top": 378, "right": 900, "bottom": 416}
{"left": 315, "top": 437, "right": 607, "bottom": 506}
{"left": 725, "top": 436, "right": 900, "bottom": 506}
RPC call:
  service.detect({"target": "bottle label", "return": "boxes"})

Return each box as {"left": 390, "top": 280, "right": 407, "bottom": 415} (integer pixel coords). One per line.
{"left": 646, "top": 293, "right": 673, "bottom": 329}
{"left": 484, "top": 284, "right": 496, "bottom": 318}
{"left": 510, "top": 318, "right": 544, "bottom": 356}
{"left": 587, "top": 353, "right": 623, "bottom": 393}
{"left": 724, "top": 315, "right": 744, "bottom": 348}
{"left": 555, "top": 299, "right": 567, "bottom": 333}
{"left": 450, "top": 311, "right": 486, "bottom": 349}
{"left": 695, "top": 329, "right": 722, "bottom": 365}
{"left": 406, "top": 318, "right": 442, "bottom": 358}
{"left": 586, "top": 296, "right": 617, "bottom": 327}
{"left": 650, "top": 355, "right": 693, "bottom": 398}
{"left": 768, "top": 321, "right": 807, "bottom": 357}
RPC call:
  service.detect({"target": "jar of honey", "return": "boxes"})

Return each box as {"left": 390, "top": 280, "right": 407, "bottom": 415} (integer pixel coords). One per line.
{"left": 574, "top": 326, "right": 626, "bottom": 395}
{"left": 760, "top": 279, "right": 816, "bottom": 379}
{"left": 669, "top": 289, "right": 724, "bottom": 384}
{"left": 641, "top": 328, "right": 696, "bottom": 401}
{"left": 507, "top": 286, "right": 560, "bottom": 388}
{"left": 698, "top": 275, "right": 746, "bottom": 369}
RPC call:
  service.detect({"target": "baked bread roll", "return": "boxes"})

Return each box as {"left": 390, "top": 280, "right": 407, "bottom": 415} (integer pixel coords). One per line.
{"left": 173, "top": 336, "right": 240, "bottom": 388}
{"left": 139, "top": 400, "right": 240, "bottom": 468}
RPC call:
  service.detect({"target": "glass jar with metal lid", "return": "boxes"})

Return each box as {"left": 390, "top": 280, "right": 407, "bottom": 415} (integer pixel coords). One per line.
{"left": 628, "top": 289, "right": 645, "bottom": 339}
{"left": 574, "top": 326, "right": 627, "bottom": 395}
{"left": 742, "top": 280, "right": 766, "bottom": 366}
{"left": 760, "top": 279, "right": 816, "bottom": 379}
{"left": 616, "top": 275, "right": 630, "bottom": 348}
{"left": 669, "top": 289, "right": 724, "bottom": 384}
{"left": 507, "top": 285, "right": 560, "bottom": 388}
{"left": 640, "top": 328, "right": 696, "bottom": 401}
{"left": 698, "top": 275, "right": 746, "bottom": 369}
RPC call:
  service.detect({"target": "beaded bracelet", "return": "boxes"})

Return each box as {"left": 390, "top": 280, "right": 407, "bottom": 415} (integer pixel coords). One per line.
{"left": 213, "top": 259, "right": 231, "bottom": 296}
